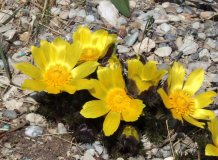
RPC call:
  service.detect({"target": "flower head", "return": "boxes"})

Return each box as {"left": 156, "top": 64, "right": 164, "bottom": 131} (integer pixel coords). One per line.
{"left": 15, "top": 37, "right": 99, "bottom": 94}
{"left": 205, "top": 118, "right": 218, "bottom": 156}
{"left": 157, "top": 62, "right": 216, "bottom": 128}
{"left": 80, "top": 67, "right": 145, "bottom": 136}
{"left": 73, "top": 26, "right": 117, "bottom": 62}
{"left": 127, "top": 59, "right": 167, "bottom": 94}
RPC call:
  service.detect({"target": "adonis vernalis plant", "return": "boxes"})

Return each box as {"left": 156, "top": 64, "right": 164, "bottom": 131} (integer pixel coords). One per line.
{"left": 15, "top": 37, "right": 99, "bottom": 94}
{"left": 73, "top": 26, "right": 117, "bottom": 62}
{"left": 205, "top": 118, "right": 218, "bottom": 156}
{"left": 80, "top": 67, "right": 145, "bottom": 136}
{"left": 127, "top": 59, "right": 167, "bottom": 94}
{"left": 158, "top": 62, "right": 216, "bottom": 128}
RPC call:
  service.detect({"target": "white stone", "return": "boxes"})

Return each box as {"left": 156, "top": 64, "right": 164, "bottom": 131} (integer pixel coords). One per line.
{"left": 162, "top": 2, "right": 170, "bottom": 8}
{"left": 164, "top": 157, "right": 174, "bottom": 160}
{"left": 58, "top": 123, "right": 67, "bottom": 133}
{"left": 167, "top": 14, "right": 181, "bottom": 21}
{"left": 201, "top": 11, "right": 214, "bottom": 18}
{"left": 210, "top": 52, "right": 218, "bottom": 62}
{"left": 160, "top": 23, "right": 170, "bottom": 32}
{"left": 59, "top": 10, "right": 69, "bottom": 19}
{"left": 133, "top": 37, "right": 155, "bottom": 54}
{"left": 77, "top": 9, "right": 86, "bottom": 18}
{"left": 175, "top": 37, "right": 183, "bottom": 48}
{"left": 3, "top": 29, "right": 17, "bottom": 40}
{"left": 26, "top": 113, "right": 47, "bottom": 127}
{"left": 199, "top": 49, "right": 210, "bottom": 59}
{"left": 154, "top": 47, "right": 172, "bottom": 57}
{"left": 117, "top": 158, "right": 124, "bottom": 160}
{"left": 0, "top": 10, "right": 13, "bottom": 23}
{"left": 204, "top": 38, "right": 216, "bottom": 49}
{"left": 179, "top": 36, "right": 198, "bottom": 55}
{"left": 98, "top": 1, "right": 119, "bottom": 27}
{"left": 56, "top": 0, "right": 70, "bottom": 5}
{"left": 93, "top": 141, "right": 103, "bottom": 154}
{"left": 25, "top": 126, "right": 43, "bottom": 138}
{"left": 85, "top": 15, "right": 95, "bottom": 22}
{"left": 129, "top": 1, "right": 136, "bottom": 8}
{"left": 20, "top": 17, "right": 29, "bottom": 30}
{"left": 85, "top": 149, "right": 95, "bottom": 156}
{"left": 191, "top": 22, "right": 200, "bottom": 29}
{"left": 117, "top": 45, "right": 130, "bottom": 53}
{"left": 51, "top": 7, "right": 61, "bottom": 15}
{"left": 151, "top": 148, "right": 159, "bottom": 155}
{"left": 69, "top": 9, "right": 78, "bottom": 18}
{"left": 198, "top": 33, "right": 206, "bottom": 39}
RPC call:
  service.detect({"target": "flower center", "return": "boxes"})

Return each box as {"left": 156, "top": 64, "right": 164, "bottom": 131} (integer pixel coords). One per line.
{"left": 169, "top": 91, "right": 195, "bottom": 115}
{"left": 45, "top": 64, "right": 72, "bottom": 86}
{"left": 80, "top": 47, "right": 101, "bottom": 61}
{"left": 106, "top": 89, "right": 131, "bottom": 113}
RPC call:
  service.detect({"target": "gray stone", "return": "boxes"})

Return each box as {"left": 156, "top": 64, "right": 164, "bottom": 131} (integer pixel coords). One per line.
{"left": 175, "top": 7, "right": 183, "bottom": 13}
{"left": 188, "top": 61, "right": 211, "bottom": 71}
{"left": 69, "top": 9, "right": 78, "bottom": 18}
{"left": 164, "top": 35, "right": 175, "bottom": 41}
{"left": 59, "top": 10, "right": 69, "bottom": 19}
{"left": 204, "top": 38, "right": 216, "bottom": 49}
{"left": 162, "top": 150, "right": 171, "bottom": 158}
{"left": 85, "top": 15, "right": 95, "bottom": 22}
{"left": 213, "top": 75, "right": 218, "bottom": 82}
{"left": 85, "top": 149, "right": 95, "bottom": 156}
{"left": 0, "top": 24, "right": 12, "bottom": 33}
{"left": 25, "top": 126, "right": 43, "bottom": 138}
{"left": 191, "top": 22, "right": 200, "bottom": 29}
{"left": 116, "top": 17, "right": 128, "bottom": 28}
{"left": 77, "top": 9, "right": 86, "bottom": 18}
{"left": 198, "top": 33, "right": 206, "bottom": 40}
{"left": 0, "top": 10, "right": 13, "bottom": 23}
{"left": 167, "top": 14, "right": 181, "bottom": 21}
{"left": 3, "top": 110, "right": 17, "bottom": 119}
{"left": 154, "top": 47, "right": 172, "bottom": 57}
{"left": 0, "top": 59, "right": 4, "bottom": 69}
{"left": 49, "top": 17, "right": 61, "bottom": 28}
{"left": 56, "top": 0, "right": 70, "bottom": 5}
{"left": 183, "top": 6, "right": 196, "bottom": 14}
{"left": 163, "top": 145, "right": 171, "bottom": 151}
{"left": 117, "top": 45, "right": 130, "bottom": 53}
{"left": 125, "top": 32, "right": 139, "bottom": 46}
{"left": 191, "top": 52, "right": 199, "bottom": 60}
{"left": 13, "top": 41, "right": 22, "bottom": 46}
{"left": 3, "top": 29, "right": 17, "bottom": 40}
{"left": 58, "top": 123, "right": 67, "bottom": 133}
{"left": 179, "top": 36, "right": 198, "bottom": 55}
{"left": 51, "top": 7, "right": 61, "bottom": 15}
{"left": 210, "top": 52, "right": 218, "bottom": 62}
{"left": 21, "top": 17, "right": 29, "bottom": 30}
{"left": 160, "top": 23, "right": 171, "bottom": 32}
{"left": 151, "top": 148, "right": 158, "bottom": 155}
{"left": 199, "top": 49, "right": 210, "bottom": 60}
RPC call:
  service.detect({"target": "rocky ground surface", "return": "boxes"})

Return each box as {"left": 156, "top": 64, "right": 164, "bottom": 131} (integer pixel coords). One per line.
{"left": 0, "top": 0, "right": 218, "bottom": 159}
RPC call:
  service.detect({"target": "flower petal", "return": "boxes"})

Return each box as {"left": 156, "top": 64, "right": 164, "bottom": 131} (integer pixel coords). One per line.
{"left": 153, "top": 69, "right": 168, "bottom": 85}
{"left": 168, "top": 62, "right": 185, "bottom": 95}
{"left": 191, "top": 109, "right": 215, "bottom": 120}
{"left": 194, "top": 91, "right": 217, "bottom": 109}
{"left": 92, "top": 30, "right": 108, "bottom": 51}
{"left": 141, "top": 61, "right": 157, "bottom": 81}
{"left": 182, "top": 115, "right": 205, "bottom": 128}
{"left": 122, "top": 99, "right": 145, "bottom": 122}
{"left": 58, "top": 84, "right": 76, "bottom": 94}
{"left": 89, "top": 79, "right": 108, "bottom": 101}
{"left": 111, "top": 67, "right": 125, "bottom": 89}
{"left": 127, "top": 59, "right": 143, "bottom": 79}
{"left": 170, "top": 109, "right": 183, "bottom": 122}
{"left": 100, "top": 33, "right": 117, "bottom": 58}
{"left": 208, "top": 118, "right": 218, "bottom": 147}
{"left": 157, "top": 89, "right": 173, "bottom": 109}
{"left": 183, "top": 68, "right": 204, "bottom": 96}
{"left": 73, "top": 26, "right": 92, "bottom": 47}
{"left": 205, "top": 144, "right": 218, "bottom": 156}
{"left": 40, "top": 39, "right": 55, "bottom": 64}
{"left": 15, "top": 63, "right": 44, "bottom": 80}
{"left": 80, "top": 100, "right": 110, "bottom": 118}
{"left": 103, "top": 111, "right": 120, "bottom": 136}
{"left": 132, "top": 75, "right": 152, "bottom": 94}
{"left": 21, "top": 79, "right": 47, "bottom": 91}
{"left": 64, "top": 41, "right": 82, "bottom": 70}
{"left": 68, "top": 79, "right": 93, "bottom": 90}
{"left": 45, "top": 86, "right": 60, "bottom": 94}
{"left": 31, "top": 46, "right": 49, "bottom": 71}
{"left": 97, "top": 66, "right": 113, "bottom": 91}
{"left": 71, "top": 61, "right": 99, "bottom": 79}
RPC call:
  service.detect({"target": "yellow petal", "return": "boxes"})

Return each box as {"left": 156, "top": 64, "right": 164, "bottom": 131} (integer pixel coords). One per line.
{"left": 103, "top": 111, "right": 120, "bottom": 136}
{"left": 15, "top": 63, "right": 44, "bottom": 80}
{"left": 132, "top": 75, "right": 152, "bottom": 94}
{"left": 205, "top": 144, "right": 218, "bottom": 156}
{"left": 92, "top": 30, "right": 108, "bottom": 51}
{"left": 127, "top": 59, "right": 143, "bottom": 79}
{"left": 31, "top": 46, "right": 49, "bottom": 71}
{"left": 122, "top": 99, "right": 145, "bottom": 122}
{"left": 73, "top": 26, "right": 92, "bottom": 46}
{"left": 71, "top": 61, "right": 99, "bottom": 79}
{"left": 170, "top": 109, "right": 183, "bottom": 122}
{"left": 141, "top": 61, "right": 157, "bottom": 81}
{"left": 21, "top": 79, "right": 47, "bottom": 91}
{"left": 208, "top": 118, "right": 218, "bottom": 147}
{"left": 51, "top": 37, "right": 70, "bottom": 64}
{"left": 153, "top": 69, "right": 168, "bottom": 85}
{"left": 45, "top": 86, "right": 60, "bottom": 94}
{"left": 183, "top": 68, "right": 204, "bottom": 96}
{"left": 157, "top": 89, "right": 173, "bottom": 109}
{"left": 168, "top": 62, "right": 185, "bottom": 95}
{"left": 80, "top": 100, "right": 110, "bottom": 118}
{"left": 191, "top": 109, "right": 215, "bottom": 120}
{"left": 194, "top": 91, "right": 217, "bottom": 109}
{"left": 182, "top": 115, "right": 205, "bottom": 128}
{"left": 68, "top": 79, "right": 93, "bottom": 90}
{"left": 64, "top": 41, "right": 82, "bottom": 70}
{"left": 58, "top": 84, "right": 76, "bottom": 94}
{"left": 108, "top": 55, "right": 122, "bottom": 69}
{"left": 111, "top": 67, "right": 125, "bottom": 89}
{"left": 89, "top": 79, "right": 108, "bottom": 101}
{"left": 40, "top": 39, "right": 55, "bottom": 64}
{"left": 100, "top": 33, "right": 117, "bottom": 58}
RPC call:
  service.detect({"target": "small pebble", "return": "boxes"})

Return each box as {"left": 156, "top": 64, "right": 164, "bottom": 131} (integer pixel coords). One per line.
{"left": 25, "top": 126, "right": 43, "bottom": 138}
{"left": 3, "top": 125, "right": 10, "bottom": 129}
{"left": 3, "top": 110, "right": 17, "bottom": 119}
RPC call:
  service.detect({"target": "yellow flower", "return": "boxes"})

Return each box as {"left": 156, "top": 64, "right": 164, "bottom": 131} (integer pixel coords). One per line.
{"left": 157, "top": 62, "right": 216, "bottom": 128}
{"left": 108, "top": 55, "right": 122, "bottom": 69}
{"left": 127, "top": 59, "right": 167, "bottom": 94}
{"left": 80, "top": 67, "right": 145, "bottom": 136}
{"left": 73, "top": 26, "right": 117, "bottom": 62}
{"left": 15, "top": 37, "right": 99, "bottom": 94}
{"left": 205, "top": 118, "right": 218, "bottom": 156}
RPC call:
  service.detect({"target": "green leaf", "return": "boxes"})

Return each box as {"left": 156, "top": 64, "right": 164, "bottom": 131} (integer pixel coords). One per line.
{"left": 110, "top": 0, "right": 131, "bottom": 18}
